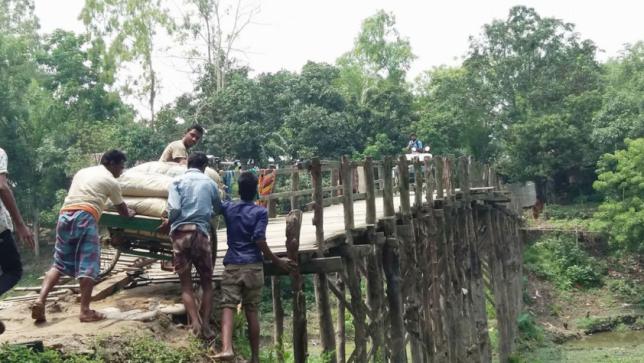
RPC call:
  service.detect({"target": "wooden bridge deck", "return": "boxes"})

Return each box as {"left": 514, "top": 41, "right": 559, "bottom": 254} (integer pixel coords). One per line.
{"left": 211, "top": 194, "right": 404, "bottom": 277}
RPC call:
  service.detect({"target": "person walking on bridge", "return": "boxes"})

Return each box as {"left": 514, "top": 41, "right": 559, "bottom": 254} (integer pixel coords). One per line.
{"left": 213, "top": 172, "right": 296, "bottom": 362}
{"left": 31, "top": 150, "right": 134, "bottom": 324}
{"left": 159, "top": 151, "right": 221, "bottom": 340}
{"left": 0, "top": 147, "right": 35, "bottom": 334}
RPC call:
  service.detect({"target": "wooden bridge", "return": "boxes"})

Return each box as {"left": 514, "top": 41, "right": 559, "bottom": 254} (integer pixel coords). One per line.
{"left": 206, "top": 155, "right": 524, "bottom": 363}
{"left": 74, "top": 154, "right": 523, "bottom": 363}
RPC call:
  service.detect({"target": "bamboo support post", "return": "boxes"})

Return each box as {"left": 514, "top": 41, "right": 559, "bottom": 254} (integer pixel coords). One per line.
{"left": 436, "top": 157, "right": 444, "bottom": 200}
{"left": 291, "top": 167, "right": 300, "bottom": 210}
{"left": 382, "top": 217, "right": 407, "bottom": 363}
{"left": 414, "top": 159, "right": 424, "bottom": 208}
{"left": 365, "top": 157, "right": 376, "bottom": 225}
{"left": 336, "top": 274, "right": 346, "bottom": 363}
{"left": 286, "top": 210, "right": 306, "bottom": 363}
{"left": 340, "top": 155, "right": 367, "bottom": 363}
{"left": 364, "top": 158, "right": 385, "bottom": 361}
{"left": 398, "top": 155, "right": 411, "bottom": 215}
{"left": 425, "top": 157, "right": 435, "bottom": 205}
{"left": 383, "top": 157, "right": 395, "bottom": 216}
{"left": 310, "top": 158, "right": 337, "bottom": 361}
{"left": 271, "top": 277, "right": 285, "bottom": 362}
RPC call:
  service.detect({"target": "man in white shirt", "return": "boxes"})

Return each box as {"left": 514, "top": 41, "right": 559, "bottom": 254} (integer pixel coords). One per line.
{"left": 31, "top": 149, "right": 134, "bottom": 324}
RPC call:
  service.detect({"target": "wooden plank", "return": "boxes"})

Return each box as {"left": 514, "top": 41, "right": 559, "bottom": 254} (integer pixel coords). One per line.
{"left": 91, "top": 272, "right": 132, "bottom": 301}
{"left": 265, "top": 257, "right": 343, "bottom": 275}
{"left": 100, "top": 212, "right": 162, "bottom": 232}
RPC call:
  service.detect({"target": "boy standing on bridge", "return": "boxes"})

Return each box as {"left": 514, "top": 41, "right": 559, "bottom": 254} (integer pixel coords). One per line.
{"left": 161, "top": 152, "right": 221, "bottom": 340}
{"left": 31, "top": 150, "right": 134, "bottom": 324}
{"left": 214, "top": 172, "right": 296, "bottom": 362}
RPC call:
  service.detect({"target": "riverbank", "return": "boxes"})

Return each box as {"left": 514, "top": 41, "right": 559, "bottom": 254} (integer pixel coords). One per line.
{"left": 515, "top": 203, "right": 643, "bottom": 362}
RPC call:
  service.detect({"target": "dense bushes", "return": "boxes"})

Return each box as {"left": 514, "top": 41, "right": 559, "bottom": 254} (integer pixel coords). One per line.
{"left": 524, "top": 234, "right": 605, "bottom": 289}
{"left": 592, "top": 138, "right": 644, "bottom": 254}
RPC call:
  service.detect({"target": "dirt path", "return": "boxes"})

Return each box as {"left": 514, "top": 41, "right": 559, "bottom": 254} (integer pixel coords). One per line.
{"left": 0, "top": 284, "right": 190, "bottom": 352}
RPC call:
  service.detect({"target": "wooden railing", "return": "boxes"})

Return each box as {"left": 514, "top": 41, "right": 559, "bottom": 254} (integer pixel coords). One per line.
{"left": 221, "top": 154, "right": 503, "bottom": 218}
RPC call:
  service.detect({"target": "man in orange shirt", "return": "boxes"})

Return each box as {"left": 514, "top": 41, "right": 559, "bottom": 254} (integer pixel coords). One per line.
{"left": 31, "top": 150, "right": 134, "bottom": 323}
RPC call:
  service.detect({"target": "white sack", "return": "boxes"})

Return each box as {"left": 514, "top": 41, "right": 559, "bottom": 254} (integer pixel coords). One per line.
{"left": 108, "top": 197, "right": 168, "bottom": 218}
{"left": 118, "top": 171, "right": 173, "bottom": 198}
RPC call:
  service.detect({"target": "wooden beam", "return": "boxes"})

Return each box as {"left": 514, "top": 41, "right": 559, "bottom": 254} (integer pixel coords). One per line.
{"left": 271, "top": 276, "right": 285, "bottom": 362}
{"left": 311, "top": 158, "right": 338, "bottom": 362}
{"left": 340, "top": 155, "right": 367, "bottom": 363}
{"left": 398, "top": 155, "right": 411, "bottom": 215}
{"left": 290, "top": 167, "right": 299, "bottom": 210}
{"left": 263, "top": 257, "right": 344, "bottom": 275}
{"left": 286, "top": 210, "right": 307, "bottom": 363}
{"left": 382, "top": 217, "right": 407, "bottom": 363}
{"left": 383, "top": 156, "right": 395, "bottom": 217}
{"left": 364, "top": 157, "right": 376, "bottom": 225}
{"left": 414, "top": 159, "right": 424, "bottom": 208}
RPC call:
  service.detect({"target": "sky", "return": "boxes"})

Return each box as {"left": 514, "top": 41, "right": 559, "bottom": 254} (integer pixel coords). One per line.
{"left": 34, "top": 0, "right": 644, "bottom": 117}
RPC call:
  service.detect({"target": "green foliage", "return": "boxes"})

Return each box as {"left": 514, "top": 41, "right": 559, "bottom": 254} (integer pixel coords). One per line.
{"left": 544, "top": 203, "right": 599, "bottom": 220}
{"left": 592, "top": 138, "right": 644, "bottom": 253}
{"left": 517, "top": 312, "right": 544, "bottom": 343}
{"left": 607, "top": 279, "right": 644, "bottom": 307}
{"left": 93, "top": 334, "right": 205, "bottom": 362}
{"left": 591, "top": 42, "right": 644, "bottom": 156}
{"left": 524, "top": 234, "right": 605, "bottom": 289}
{"left": 0, "top": 344, "right": 96, "bottom": 363}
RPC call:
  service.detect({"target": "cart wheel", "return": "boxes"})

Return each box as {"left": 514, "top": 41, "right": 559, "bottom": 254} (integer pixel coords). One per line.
{"left": 98, "top": 246, "right": 121, "bottom": 279}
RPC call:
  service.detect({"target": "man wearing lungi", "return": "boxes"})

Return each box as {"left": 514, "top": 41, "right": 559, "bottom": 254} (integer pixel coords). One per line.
{"left": 31, "top": 149, "right": 134, "bottom": 323}
{"left": 160, "top": 151, "right": 221, "bottom": 340}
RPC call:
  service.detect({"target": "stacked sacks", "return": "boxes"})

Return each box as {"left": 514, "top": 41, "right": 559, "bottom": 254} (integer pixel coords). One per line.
{"left": 108, "top": 161, "right": 224, "bottom": 217}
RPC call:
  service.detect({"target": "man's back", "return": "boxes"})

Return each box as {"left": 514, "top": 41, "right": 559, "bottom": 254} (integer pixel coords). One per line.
{"left": 221, "top": 201, "right": 267, "bottom": 265}
{"left": 62, "top": 165, "right": 123, "bottom": 219}
{"left": 167, "top": 169, "right": 220, "bottom": 236}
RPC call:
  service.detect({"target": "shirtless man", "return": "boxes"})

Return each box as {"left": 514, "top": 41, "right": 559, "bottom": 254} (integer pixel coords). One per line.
{"left": 159, "top": 124, "right": 205, "bottom": 165}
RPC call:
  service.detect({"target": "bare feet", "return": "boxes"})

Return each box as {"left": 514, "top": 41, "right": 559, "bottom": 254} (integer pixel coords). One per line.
{"left": 213, "top": 350, "right": 234, "bottom": 361}
{"left": 31, "top": 301, "right": 46, "bottom": 323}
{"left": 79, "top": 309, "right": 105, "bottom": 322}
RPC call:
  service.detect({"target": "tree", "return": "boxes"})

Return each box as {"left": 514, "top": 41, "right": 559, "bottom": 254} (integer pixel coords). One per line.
{"left": 81, "top": 0, "right": 175, "bottom": 123}
{"left": 336, "top": 10, "right": 416, "bottom": 156}
{"left": 592, "top": 138, "right": 644, "bottom": 254}
{"left": 337, "top": 10, "right": 415, "bottom": 89}
{"left": 465, "top": 6, "right": 603, "bottom": 199}
{"left": 591, "top": 42, "right": 644, "bottom": 156}
{"left": 180, "top": 0, "right": 258, "bottom": 93}
{"left": 412, "top": 66, "right": 496, "bottom": 160}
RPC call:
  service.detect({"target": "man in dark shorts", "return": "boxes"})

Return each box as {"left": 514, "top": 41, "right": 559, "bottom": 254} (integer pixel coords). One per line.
{"left": 31, "top": 150, "right": 134, "bottom": 323}
{"left": 213, "top": 172, "right": 295, "bottom": 362}
{"left": 164, "top": 151, "right": 221, "bottom": 339}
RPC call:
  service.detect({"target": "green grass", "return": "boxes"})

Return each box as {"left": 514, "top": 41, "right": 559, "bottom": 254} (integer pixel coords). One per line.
{"left": 0, "top": 333, "right": 209, "bottom": 363}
